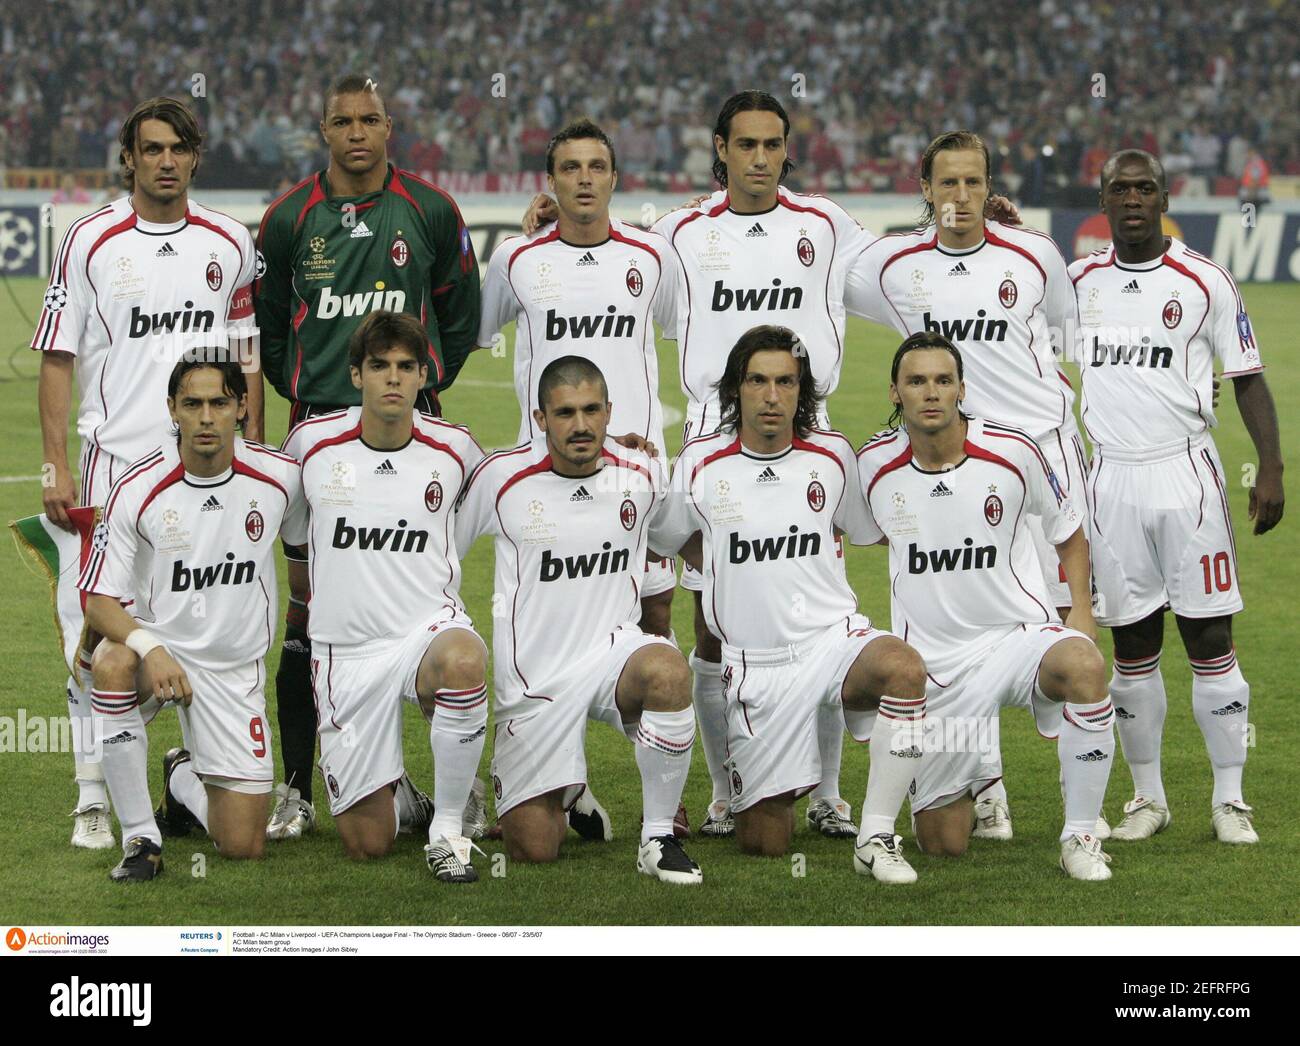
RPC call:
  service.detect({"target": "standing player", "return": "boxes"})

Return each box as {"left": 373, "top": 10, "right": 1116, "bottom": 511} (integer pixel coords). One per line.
{"left": 280, "top": 311, "right": 488, "bottom": 881}
{"left": 652, "top": 326, "right": 929, "bottom": 882}
{"left": 858, "top": 334, "right": 1116, "bottom": 879}
{"left": 1071, "top": 150, "right": 1284, "bottom": 844}
{"left": 845, "top": 131, "right": 1085, "bottom": 841}
{"left": 78, "top": 356, "right": 300, "bottom": 880}
{"left": 33, "top": 97, "right": 259, "bottom": 849}
{"left": 454, "top": 356, "right": 701, "bottom": 882}
{"left": 255, "top": 74, "right": 481, "bottom": 839}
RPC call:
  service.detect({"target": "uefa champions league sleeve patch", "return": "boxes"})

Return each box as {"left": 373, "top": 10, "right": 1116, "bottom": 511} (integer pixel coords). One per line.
{"left": 43, "top": 284, "right": 69, "bottom": 312}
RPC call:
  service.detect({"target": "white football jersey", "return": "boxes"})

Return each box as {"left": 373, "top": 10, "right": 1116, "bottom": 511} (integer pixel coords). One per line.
{"left": 1070, "top": 237, "right": 1264, "bottom": 451}
{"left": 281, "top": 407, "right": 484, "bottom": 646}
{"left": 651, "top": 427, "right": 876, "bottom": 649}
{"left": 654, "top": 186, "right": 873, "bottom": 425}
{"left": 455, "top": 437, "right": 664, "bottom": 705}
{"left": 477, "top": 219, "right": 678, "bottom": 448}
{"left": 845, "top": 221, "right": 1077, "bottom": 442}
{"left": 856, "top": 417, "right": 1082, "bottom": 680}
{"left": 78, "top": 437, "right": 304, "bottom": 670}
{"left": 31, "top": 197, "right": 259, "bottom": 467}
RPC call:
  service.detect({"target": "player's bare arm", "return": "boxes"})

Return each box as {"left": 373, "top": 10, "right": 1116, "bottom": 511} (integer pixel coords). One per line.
{"left": 37, "top": 351, "right": 77, "bottom": 531}
{"left": 84, "top": 594, "right": 192, "bottom": 705}
{"left": 1232, "top": 372, "right": 1284, "bottom": 534}
{"left": 1055, "top": 527, "right": 1098, "bottom": 642}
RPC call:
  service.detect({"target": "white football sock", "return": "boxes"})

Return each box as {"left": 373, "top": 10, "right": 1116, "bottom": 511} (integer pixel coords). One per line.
{"left": 69, "top": 659, "right": 108, "bottom": 808}
{"left": 635, "top": 707, "right": 696, "bottom": 843}
{"left": 858, "top": 695, "right": 926, "bottom": 841}
{"left": 1057, "top": 697, "right": 1116, "bottom": 840}
{"left": 93, "top": 692, "right": 159, "bottom": 849}
{"left": 1110, "top": 653, "right": 1167, "bottom": 805}
{"left": 979, "top": 777, "right": 1008, "bottom": 805}
{"left": 429, "top": 684, "right": 488, "bottom": 840}
{"left": 1190, "top": 652, "right": 1249, "bottom": 805}
{"left": 811, "top": 701, "right": 844, "bottom": 803}
{"left": 168, "top": 759, "right": 209, "bottom": 831}
{"left": 689, "top": 650, "right": 730, "bottom": 806}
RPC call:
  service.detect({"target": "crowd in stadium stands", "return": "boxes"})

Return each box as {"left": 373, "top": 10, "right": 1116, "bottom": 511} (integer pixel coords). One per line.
{"left": 1, "top": 0, "right": 1297, "bottom": 201}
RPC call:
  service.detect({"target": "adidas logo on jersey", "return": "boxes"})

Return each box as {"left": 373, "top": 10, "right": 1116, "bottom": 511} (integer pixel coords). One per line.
{"left": 155, "top": 242, "right": 178, "bottom": 258}
{"left": 1074, "top": 749, "right": 1110, "bottom": 762}
{"left": 576, "top": 251, "right": 598, "bottom": 266}
{"left": 729, "top": 525, "right": 821, "bottom": 564}
{"left": 1121, "top": 279, "right": 1141, "bottom": 294}
{"left": 947, "top": 261, "right": 970, "bottom": 276}
{"left": 570, "top": 485, "right": 594, "bottom": 502}
{"left": 540, "top": 542, "right": 630, "bottom": 582}
{"left": 745, "top": 223, "right": 767, "bottom": 237}
{"left": 929, "top": 481, "right": 953, "bottom": 498}
{"left": 171, "top": 553, "right": 255, "bottom": 591}
{"left": 374, "top": 459, "right": 397, "bottom": 475}
{"left": 1211, "top": 701, "right": 1246, "bottom": 716}
{"left": 756, "top": 466, "right": 779, "bottom": 483}
{"left": 350, "top": 220, "right": 374, "bottom": 239}
{"left": 200, "top": 495, "right": 223, "bottom": 512}
{"left": 907, "top": 538, "right": 996, "bottom": 574}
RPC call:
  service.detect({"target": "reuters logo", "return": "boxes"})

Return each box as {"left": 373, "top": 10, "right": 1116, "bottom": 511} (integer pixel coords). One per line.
{"left": 7, "top": 927, "right": 26, "bottom": 951}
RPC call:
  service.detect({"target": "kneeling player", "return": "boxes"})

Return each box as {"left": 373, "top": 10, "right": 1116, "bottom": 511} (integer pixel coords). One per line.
{"left": 79, "top": 356, "right": 303, "bottom": 880}
{"left": 652, "top": 326, "right": 928, "bottom": 882}
{"left": 281, "top": 312, "right": 488, "bottom": 881}
{"left": 455, "top": 356, "right": 701, "bottom": 882}
{"left": 857, "top": 333, "right": 1115, "bottom": 880}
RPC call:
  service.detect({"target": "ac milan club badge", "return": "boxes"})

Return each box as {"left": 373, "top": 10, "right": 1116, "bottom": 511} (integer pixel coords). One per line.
{"left": 626, "top": 265, "right": 643, "bottom": 297}
{"left": 245, "top": 509, "right": 264, "bottom": 541}
{"left": 425, "top": 480, "right": 444, "bottom": 512}
{"left": 797, "top": 236, "right": 815, "bottom": 267}
{"left": 620, "top": 498, "right": 637, "bottom": 530}
{"left": 984, "top": 494, "right": 1003, "bottom": 526}
{"left": 731, "top": 768, "right": 743, "bottom": 796}
{"left": 1162, "top": 298, "right": 1182, "bottom": 329}
{"left": 807, "top": 480, "right": 826, "bottom": 512}
{"left": 328, "top": 773, "right": 340, "bottom": 799}
{"left": 206, "top": 261, "right": 223, "bottom": 291}
{"left": 391, "top": 235, "right": 410, "bottom": 268}
{"left": 998, "top": 277, "right": 1017, "bottom": 308}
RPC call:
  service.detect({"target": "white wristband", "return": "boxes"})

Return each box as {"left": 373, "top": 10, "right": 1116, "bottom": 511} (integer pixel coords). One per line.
{"left": 125, "top": 629, "right": 164, "bottom": 660}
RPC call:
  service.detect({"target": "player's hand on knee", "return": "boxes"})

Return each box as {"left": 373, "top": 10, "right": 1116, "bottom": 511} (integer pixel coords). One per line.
{"left": 143, "top": 648, "right": 193, "bottom": 706}
{"left": 1063, "top": 606, "right": 1098, "bottom": 644}
{"left": 523, "top": 193, "right": 558, "bottom": 234}
{"left": 983, "top": 195, "right": 1021, "bottom": 226}
{"left": 42, "top": 463, "right": 78, "bottom": 532}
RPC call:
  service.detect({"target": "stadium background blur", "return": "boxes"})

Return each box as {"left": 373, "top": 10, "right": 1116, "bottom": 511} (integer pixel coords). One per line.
{"left": 0, "top": 0, "right": 1297, "bottom": 925}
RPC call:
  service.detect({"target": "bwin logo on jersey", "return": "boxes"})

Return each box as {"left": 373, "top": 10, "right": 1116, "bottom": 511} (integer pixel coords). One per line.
{"left": 331, "top": 517, "right": 429, "bottom": 553}
{"left": 539, "top": 542, "right": 631, "bottom": 581}
{"left": 1088, "top": 336, "right": 1173, "bottom": 369}
{"left": 545, "top": 306, "right": 635, "bottom": 340}
{"left": 907, "top": 538, "right": 996, "bottom": 573}
{"left": 922, "top": 310, "right": 1007, "bottom": 342}
{"left": 171, "top": 552, "right": 255, "bottom": 591}
{"left": 710, "top": 279, "right": 803, "bottom": 312}
{"left": 729, "top": 525, "right": 821, "bottom": 564}
{"left": 128, "top": 302, "right": 216, "bottom": 338}
{"left": 316, "top": 285, "right": 408, "bottom": 319}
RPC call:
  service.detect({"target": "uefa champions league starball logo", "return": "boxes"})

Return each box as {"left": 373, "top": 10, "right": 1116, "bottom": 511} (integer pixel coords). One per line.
{"left": 43, "top": 284, "right": 68, "bottom": 312}
{"left": 528, "top": 499, "right": 544, "bottom": 518}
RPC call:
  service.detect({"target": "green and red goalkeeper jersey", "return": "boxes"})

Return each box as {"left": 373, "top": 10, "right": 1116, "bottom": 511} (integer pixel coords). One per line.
{"left": 254, "top": 164, "right": 480, "bottom": 409}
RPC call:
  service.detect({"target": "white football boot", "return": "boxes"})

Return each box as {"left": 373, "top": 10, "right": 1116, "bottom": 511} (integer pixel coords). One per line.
{"left": 971, "top": 795, "right": 1013, "bottom": 840}
{"left": 1093, "top": 814, "right": 1113, "bottom": 840}
{"left": 1211, "top": 801, "right": 1258, "bottom": 845}
{"left": 699, "top": 799, "right": 735, "bottom": 837}
{"left": 1060, "top": 832, "right": 1113, "bottom": 881}
{"left": 637, "top": 835, "right": 703, "bottom": 884}
{"left": 853, "top": 833, "right": 918, "bottom": 884}
{"left": 806, "top": 797, "right": 859, "bottom": 839}
{"left": 70, "top": 802, "right": 116, "bottom": 850}
{"left": 266, "top": 783, "right": 316, "bottom": 840}
{"left": 1109, "top": 796, "right": 1172, "bottom": 841}
{"left": 461, "top": 776, "right": 489, "bottom": 840}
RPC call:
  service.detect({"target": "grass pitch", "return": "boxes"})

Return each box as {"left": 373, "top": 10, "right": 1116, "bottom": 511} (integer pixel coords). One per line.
{"left": 1, "top": 276, "right": 1296, "bottom": 926}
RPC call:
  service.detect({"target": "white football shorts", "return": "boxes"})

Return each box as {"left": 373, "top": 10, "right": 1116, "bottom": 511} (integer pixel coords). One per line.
{"left": 721, "top": 614, "right": 892, "bottom": 814}
{"left": 490, "top": 624, "right": 676, "bottom": 818}
{"left": 1023, "top": 421, "right": 1091, "bottom": 610}
{"left": 171, "top": 655, "right": 274, "bottom": 791}
{"left": 313, "top": 608, "right": 482, "bottom": 815}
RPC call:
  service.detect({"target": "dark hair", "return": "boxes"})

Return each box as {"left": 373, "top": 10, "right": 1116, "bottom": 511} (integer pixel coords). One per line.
{"left": 545, "top": 118, "right": 617, "bottom": 176}
{"left": 918, "top": 130, "right": 992, "bottom": 227}
{"left": 715, "top": 325, "right": 823, "bottom": 438}
{"left": 347, "top": 310, "right": 428, "bottom": 370}
{"left": 167, "top": 351, "right": 249, "bottom": 432}
{"left": 711, "top": 91, "right": 795, "bottom": 188}
{"left": 323, "top": 74, "right": 387, "bottom": 122}
{"left": 537, "top": 355, "right": 609, "bottom": 410}
{"left": 119, "top": 97, "right": 203, "bottom": 192}
{"left": 886, "top": 331, "right": 965, "bottom": 429}
{"left": 1100, "top": 149, "right": 1167, "bottom": 193}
